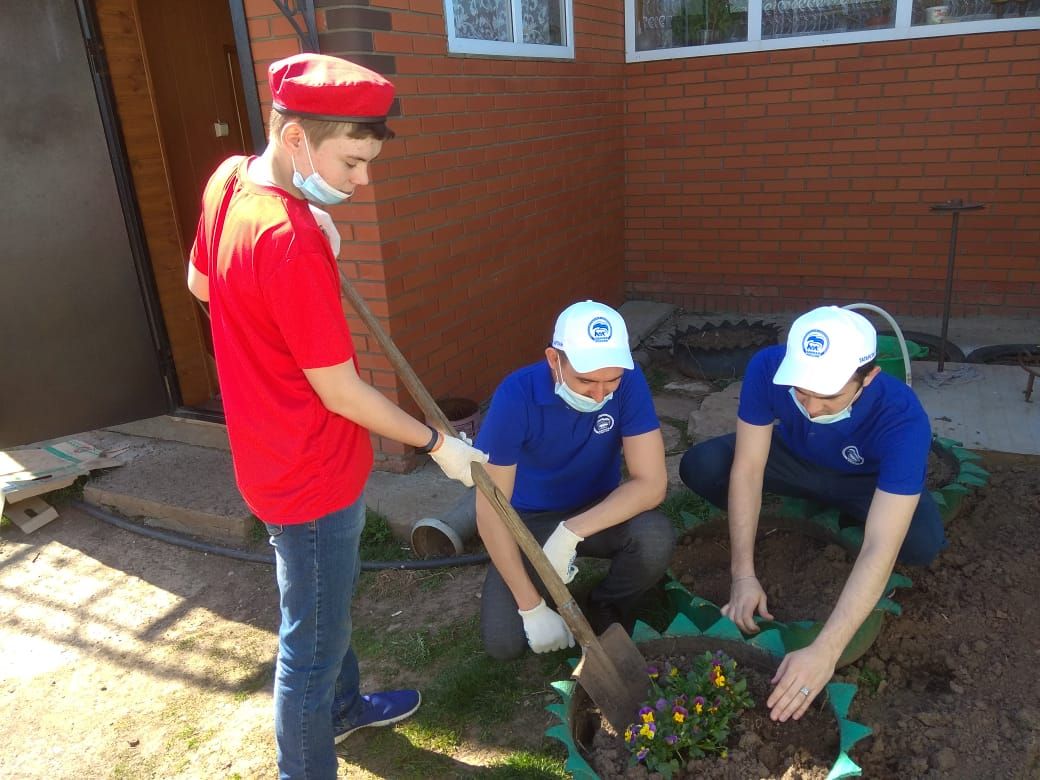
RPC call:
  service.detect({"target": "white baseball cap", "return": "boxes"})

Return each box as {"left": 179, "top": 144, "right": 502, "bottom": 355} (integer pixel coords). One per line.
{"left": 552, "top": 300, "right": 634, "bottom": 373}
{"left": 772, "top": 306, "right": 877, "bottom": 395}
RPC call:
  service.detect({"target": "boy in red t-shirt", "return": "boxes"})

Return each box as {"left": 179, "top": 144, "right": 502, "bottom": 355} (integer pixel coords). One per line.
{"left": 187, "top": 53, "right": 487, "bottom": 780}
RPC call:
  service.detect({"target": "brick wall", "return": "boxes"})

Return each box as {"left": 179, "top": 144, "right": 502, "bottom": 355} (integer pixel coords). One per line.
{"left": 624, "top": 31, "right": 1040, "bottom": 317}
{"left": 316, "top": 1, "right": 629, "bottom": 467}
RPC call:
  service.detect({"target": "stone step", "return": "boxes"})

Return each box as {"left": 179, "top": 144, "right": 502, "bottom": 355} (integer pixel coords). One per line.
{"left": 106, "top": 415, "right": 230, "bottom": 451}
{"left": 80, "top": 431, "right": 253, "bottom": 543}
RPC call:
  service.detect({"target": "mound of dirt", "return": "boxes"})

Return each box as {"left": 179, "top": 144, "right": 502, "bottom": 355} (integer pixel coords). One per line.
{"left": 666, "top": 454, "right": 1040, "bottom": 779}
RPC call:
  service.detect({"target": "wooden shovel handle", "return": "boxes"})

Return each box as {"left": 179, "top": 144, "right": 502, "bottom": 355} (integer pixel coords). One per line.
{"left": 337, "top": 270, "right": 598, "bottom": 648}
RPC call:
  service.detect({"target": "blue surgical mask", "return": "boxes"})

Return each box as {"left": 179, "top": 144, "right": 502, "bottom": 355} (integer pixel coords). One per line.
{"left": 789, "top": 387, "right": 853, "bottom": 425}
{"left": 554, "top": 358, "right": 612, "bottom": 413}
{"left": 291, "top": 131, "right": 352, "bottom": 206}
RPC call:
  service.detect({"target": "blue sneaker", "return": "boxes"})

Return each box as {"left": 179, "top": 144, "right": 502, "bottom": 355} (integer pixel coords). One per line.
{"left": 334, "top": 689, "right": 421, "bottom": 744}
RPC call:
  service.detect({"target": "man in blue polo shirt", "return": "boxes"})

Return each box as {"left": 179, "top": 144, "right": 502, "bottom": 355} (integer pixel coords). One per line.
{"left": 474, "top": 300, "right": 675, "bottom": 661}
{"left": 680, "top": 305, "right": 945, "bottom": 723}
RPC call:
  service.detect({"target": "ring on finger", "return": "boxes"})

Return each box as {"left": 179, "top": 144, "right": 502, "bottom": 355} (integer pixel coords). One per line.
{"left": 798, "top": 686, "right": 811, "bottom": 697}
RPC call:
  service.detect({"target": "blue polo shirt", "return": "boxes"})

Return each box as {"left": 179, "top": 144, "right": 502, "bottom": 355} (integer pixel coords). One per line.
{"left": 738, "top": 346, "right": 932, "bottom": 495}
{"left": 475, "top": 361, "right": 660, "bottom": 513}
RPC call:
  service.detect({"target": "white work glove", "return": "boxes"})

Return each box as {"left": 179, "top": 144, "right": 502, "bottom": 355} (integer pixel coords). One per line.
{"left": 429, "top": 434, "right": 489, "bottom": 488}
{"left": 518, "top": 599, "right": 575, "bottom": 654}
{"left": 542, "top": 521, "right": 584, "bottom": 584}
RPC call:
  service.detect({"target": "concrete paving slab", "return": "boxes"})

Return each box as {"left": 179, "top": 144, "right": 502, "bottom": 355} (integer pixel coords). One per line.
{"left": 660, "top": 421, "right": 683, "bottom": 455}
{"left": 82, "top": 434, "right": 253, "bottom": 542}
{"left": 107, "top": 415, "right": 230, "bottom": 451}
{"left": 665, "top": 453, "right": 684, "bottom": 492}
{"left": 912, "top": 361, "right": 1040, "bottom": 455}
{"left": 662, "top": 379, "right": 714, "bottom": 396}
{"left": 687, "top": 382, "right": 741, "bottom": 443}
{"left": 653, "top": 393, "right": 703, "bottom": 424}
{"left": 620, "top": 301, "right": 676, "bottom": 348}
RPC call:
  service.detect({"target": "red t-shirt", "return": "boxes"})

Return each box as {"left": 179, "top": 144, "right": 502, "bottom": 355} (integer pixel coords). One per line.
{"left": 190, "top": 156, "right": 373, "bottom": 523}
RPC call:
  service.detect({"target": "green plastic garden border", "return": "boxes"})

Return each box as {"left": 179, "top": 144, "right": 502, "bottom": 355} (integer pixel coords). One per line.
{"left": 546, "top": 613, "right": 872, "bottom": 779}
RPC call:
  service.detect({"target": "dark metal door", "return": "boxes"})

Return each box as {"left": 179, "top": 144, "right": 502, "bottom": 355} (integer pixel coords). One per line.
{"left": 0, "top": 1, "right": 170, "bottom": 448}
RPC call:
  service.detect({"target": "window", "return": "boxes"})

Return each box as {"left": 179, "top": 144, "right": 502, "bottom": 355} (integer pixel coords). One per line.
{"left": 445, "top": 0, "right": 575, "bottom": 57}
{"left": 628, "top": 0, "right": 1040, "bottom": 59}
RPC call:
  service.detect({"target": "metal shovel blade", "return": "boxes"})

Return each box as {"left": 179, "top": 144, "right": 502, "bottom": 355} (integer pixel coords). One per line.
{"left": 571, "top": 622, "right": 650, "bottom": 733}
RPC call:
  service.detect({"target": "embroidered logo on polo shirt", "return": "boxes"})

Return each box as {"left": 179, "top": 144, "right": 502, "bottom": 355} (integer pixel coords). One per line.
{"left": 802, "top": 329, "right": 829, "bottom": 357}
{"left": 594, "top": 414, "right": 615, "bottom": 434}
{"left": 588, "top": 317, "right": 612, "bottom": 342}
{"left": 842, "top": 445, "right": 865, "bottom": 465}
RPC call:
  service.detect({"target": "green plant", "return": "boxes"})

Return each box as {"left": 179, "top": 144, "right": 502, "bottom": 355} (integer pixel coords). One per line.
{"left": 645, "top": 366, "right": 669, "bottom": 392}
{"left": 360, "top": 508, "right": 405, "bottom": 562}
{"left": 856, "top": 665, "right": 884, "bottom": 695}
{"left": 623, "top": 651, "right": 754, "bottom": 778}
{"left": 249, "top": 518, "right": 267, "bottom": 543}
{"left": 659, "top": 491, "right": 714, "bottom": 534}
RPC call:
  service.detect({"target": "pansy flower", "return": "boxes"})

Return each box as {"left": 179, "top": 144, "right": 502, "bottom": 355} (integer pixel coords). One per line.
{"left": 672, "top": 704, "right": 689, "bottom": 724}
{"left": 639, "top": 707, "right": 655, "bottom": 724}
{"left": 636, "top": 747, "right": 649, "bottom": 762}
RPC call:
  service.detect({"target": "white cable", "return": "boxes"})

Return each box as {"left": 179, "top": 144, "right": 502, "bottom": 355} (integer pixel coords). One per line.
{"left": 842, "top": 303, "right": 912, "bottom": 387}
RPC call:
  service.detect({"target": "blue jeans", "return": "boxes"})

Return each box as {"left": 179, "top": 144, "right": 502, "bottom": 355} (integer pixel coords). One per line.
{"left": 480, "top": 505, "right": 676, "bottom": 660}
{"left": 679, "top": 431, "right": 947, "bottom": 566}
{"left": 265, "top": 498, "right": 365, "bottom": 780}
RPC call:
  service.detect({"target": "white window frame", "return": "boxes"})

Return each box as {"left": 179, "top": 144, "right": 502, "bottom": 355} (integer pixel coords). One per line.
{"left": 444, "top": 0, "right": 576, "bottom": 58}
{"left": 625, "top": 0, "right": 1040, "bottom": 61}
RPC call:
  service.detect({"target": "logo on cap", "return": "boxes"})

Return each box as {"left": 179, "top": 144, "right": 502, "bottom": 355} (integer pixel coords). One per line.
{"left": 594, "top": 414, "right": 615, "bottom": 434}
{"left": 802, "top": 329, "right": 829, "bottom": 357}
{"left": 588, "top": 317, "right": 612, "bottom": 343}
{"left": 842, "top": 445, "right": 865, "bottom": 465}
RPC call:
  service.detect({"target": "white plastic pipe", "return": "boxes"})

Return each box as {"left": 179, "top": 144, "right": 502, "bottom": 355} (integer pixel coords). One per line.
{"left": 842, "top": 303, "right": 913, "bottom": 387}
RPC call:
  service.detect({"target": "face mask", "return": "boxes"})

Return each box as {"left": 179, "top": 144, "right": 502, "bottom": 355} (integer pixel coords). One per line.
{"left": 554, "top": 357, "right": 612, "bottom": 413}
{"left": 789, "top": 387, "right": 853, "bottom": 425}
{"left": 291, "top": 131, "right": 351, "bottom": 206}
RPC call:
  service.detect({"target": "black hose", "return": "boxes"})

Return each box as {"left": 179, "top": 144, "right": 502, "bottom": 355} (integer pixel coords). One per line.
{"left": 70, "top": 500, "right": 489, "bottom": 570}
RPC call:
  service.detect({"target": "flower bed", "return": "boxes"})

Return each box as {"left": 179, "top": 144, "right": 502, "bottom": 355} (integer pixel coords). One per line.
{"left": 547, "top": 629, "right": 870, "bottom": 779}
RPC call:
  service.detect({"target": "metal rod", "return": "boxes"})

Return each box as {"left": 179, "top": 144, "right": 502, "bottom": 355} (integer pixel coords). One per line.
{"left": 930, "top": 198, "right": 984, "bottom": 373}
{"left": 937, "top": 211, "right": 960, "bottom": 373}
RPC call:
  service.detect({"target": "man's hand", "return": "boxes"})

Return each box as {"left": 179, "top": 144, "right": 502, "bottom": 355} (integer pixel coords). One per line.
{"left": 518, "top": 599, "right": 575, "bottom": 653}
{"left": 720, "top": 575, "right": 773, "bottom": 634}
{"left": 542, "top": 522, "right": 583, "bottom": 584}
{"left": 429, "top": 435, "right": 489, "bottom": 487}
{"left": 766, "top": 643, "right": 839, "bottom": 722}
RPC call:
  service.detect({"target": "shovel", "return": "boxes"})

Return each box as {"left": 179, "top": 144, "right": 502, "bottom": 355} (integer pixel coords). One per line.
{"left": 337, "top": 270, "right": 649, "bottom": 733}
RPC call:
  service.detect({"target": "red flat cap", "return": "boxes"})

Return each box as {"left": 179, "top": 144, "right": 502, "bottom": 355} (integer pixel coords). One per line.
{"left": 269, "top": 53, "right": 394, "bottom": 123}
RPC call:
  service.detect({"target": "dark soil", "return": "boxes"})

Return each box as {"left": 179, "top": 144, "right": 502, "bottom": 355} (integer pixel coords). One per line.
{"left": 666, "top": 454, "right": 1040, "bottom": 779}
